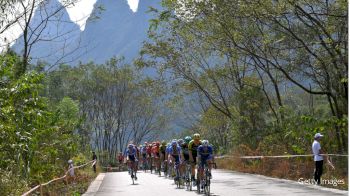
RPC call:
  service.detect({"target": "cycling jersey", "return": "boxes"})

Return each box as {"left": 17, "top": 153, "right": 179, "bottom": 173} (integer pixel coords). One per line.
{"left": 197, "top": 145, "right": 213, "bottom": 168}
{"left": 152, "top": 145, "right": 160, "bottom": 157}
{"left": 141, "top": 146, "right": 147, "bottom": 154}
{"left": 188, "top": 140, "right": 201, "bottom": 156}
{"left": 160, "top": 145, "right": 167, "bottom": 153}
{"left": 146, "top": 145, "right": 152, "bottom": 154}
{"left": 197, "top": 145, "right": 213, "bottom": 157}
{"left": 125, "top": 147, "right": 137, "bottom": 162}
{"left": 169, "top": 145, "right": 182, "bottom": 163}
{"left": 188, "top": 140, "right": 201, "bottom": 164}
{"left": 181, "top": 143, "right": 190, "bottom": 161}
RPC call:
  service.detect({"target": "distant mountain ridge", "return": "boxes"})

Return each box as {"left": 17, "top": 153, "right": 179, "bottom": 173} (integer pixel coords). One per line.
{"left": 13, "top": 0, "right": 160, "bottom": 66}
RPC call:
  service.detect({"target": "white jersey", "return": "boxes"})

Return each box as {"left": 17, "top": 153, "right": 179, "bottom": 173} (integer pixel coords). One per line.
{"left": 312, "top": 140, "right": 323, "bottom": 161}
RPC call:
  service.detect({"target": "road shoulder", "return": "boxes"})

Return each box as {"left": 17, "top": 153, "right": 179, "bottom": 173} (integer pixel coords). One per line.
{"left": 82, "top": 173, "right": 106, "bottom": 196}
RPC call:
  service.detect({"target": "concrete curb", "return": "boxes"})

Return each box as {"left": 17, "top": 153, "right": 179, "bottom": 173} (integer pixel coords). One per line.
{"left": 82, "top": 173, "right": 106, "bottom": 196}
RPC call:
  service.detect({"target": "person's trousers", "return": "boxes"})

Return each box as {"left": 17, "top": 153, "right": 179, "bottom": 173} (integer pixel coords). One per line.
{"left": 314, "top": 160, "right": 323, "bottom": 185}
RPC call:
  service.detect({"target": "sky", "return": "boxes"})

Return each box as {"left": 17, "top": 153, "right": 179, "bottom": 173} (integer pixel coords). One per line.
{"left": 0, "top": 0, "right": 140, "bottom": 50}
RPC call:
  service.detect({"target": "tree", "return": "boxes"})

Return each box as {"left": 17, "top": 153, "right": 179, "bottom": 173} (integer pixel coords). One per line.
{"left": 141, "top": 0, "right": 347, "bottom": 152}
{"left": 0, "top": 0, "right": 88, "bottom": 77}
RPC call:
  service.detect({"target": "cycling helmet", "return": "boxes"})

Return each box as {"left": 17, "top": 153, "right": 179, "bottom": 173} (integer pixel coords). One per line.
{"left": 128, "top": 144, "right": 134, "bottom": 148}
{"left": 156, "top": 141, "right": 160, "bottom": 146}
{"left": 202, "top": 140, "right": 209, "bottom": 147}
{"left": 171, "top": 139, "right": 177, "bottom": 146}
{"left": 193, "top": 133, "right": 200, "bottom": 140}
{"left": 184, "top": 136, "right": 192, "bottom": 144}
{"left": 177, "top": 139, "right": 184, "bottom": 145}
{"left": 68, "top": 160, "right": 73, "bottom": 164}
{"left": 161, "top": 140, "right": 167, "bottom": 145}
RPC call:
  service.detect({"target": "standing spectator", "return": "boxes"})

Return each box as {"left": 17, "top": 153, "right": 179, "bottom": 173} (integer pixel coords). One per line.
{"left": 68, "top": 160, "right": 75, "bottom": 176}
{"left": 92, "top": 151, "right": 97, "bottom": 173}
{"left": 68, "top": 160, "right": 76, "bottom": 183}
{"left": 312, "top": 133, "right": 326, "bottom": 185}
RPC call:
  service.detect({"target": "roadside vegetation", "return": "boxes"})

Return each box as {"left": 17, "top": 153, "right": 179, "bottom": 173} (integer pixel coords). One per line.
{"left": 140, "top": 0, "right": 348, "bottom": 190}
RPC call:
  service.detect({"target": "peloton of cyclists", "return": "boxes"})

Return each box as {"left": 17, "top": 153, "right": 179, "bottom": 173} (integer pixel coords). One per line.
{"left": 123, "top": 135, "right": 215, "bottom": 187}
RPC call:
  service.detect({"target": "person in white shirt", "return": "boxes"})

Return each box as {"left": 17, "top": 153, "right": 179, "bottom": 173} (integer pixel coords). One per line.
{"left": 312, "top": 133, "right": 326, "bottom": 185}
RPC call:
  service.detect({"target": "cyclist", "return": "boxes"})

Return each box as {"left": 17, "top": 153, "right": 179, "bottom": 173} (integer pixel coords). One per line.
{"left": 152, "top": 141, "right": 161, "bottom": 173}
{"left": 197, "top": 140, "right": 214, "bottom": 183}
{"left": 160, "top": 140, "right": 167, "bottom": 173}
{"left": 125, "top": 143, "right": 138, "bottom": 180}
{"left": 168, "top": 140, "right": 184, "bottom": 181}
{"left": 140, "top": 143, "right": 148, "bottom": 169}
{"left": 188, "top": 133, "right": 202, "bottom": 185}
{"left": 146, "top": 142, "right": 152, "bottom": 170}
{"left": 165, "top": 141, "right": 172, "bottom": 177}
{"left": 177, "top": 139, "right": 185, "bottom": 178}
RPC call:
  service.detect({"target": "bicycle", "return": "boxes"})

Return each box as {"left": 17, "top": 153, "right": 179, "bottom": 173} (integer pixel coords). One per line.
{"left": 156, "top": 156, "right": 161, "bottom": 176}
{"left": 174, "top": 160, "right": 182, "bottom": 188}
{"left": 149, "top": 155, "right": 153, "bottom": 174}
{"left": 184, "top": 161, "right": 192, "bottom": 191}
{"left": 142, "top": 155, "right": 148, "bottom": 172}
{"left": 128, "top": 160, "right": 137, "bottom": 185}
{"left": 161, "top": 160, "right": 167, "bottom": 176}
{"left": 197, "top": 162, "right": 216, "bottom": 195}
{"left": 167, "top": 160, "right": 174, "bottom": 178}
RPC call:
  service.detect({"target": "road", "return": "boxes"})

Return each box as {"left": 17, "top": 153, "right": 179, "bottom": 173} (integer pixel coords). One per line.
{"left": 84, "top": 170, "right": 348, "bottom": 196}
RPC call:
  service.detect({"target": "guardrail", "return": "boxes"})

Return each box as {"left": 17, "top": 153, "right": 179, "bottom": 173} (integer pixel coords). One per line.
{"left": 22, "top": 160, "right": 97, "bottom": 196}
{"left": 216, "top": 154, "right": 348, "bottom": 170}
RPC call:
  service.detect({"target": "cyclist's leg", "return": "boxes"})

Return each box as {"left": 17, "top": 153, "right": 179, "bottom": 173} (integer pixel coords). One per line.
{"left": 198, "top": 160, "right": 204, "bottom": 182}
{"left": 207, "top": 155, "right": 212, "bottom": 177}
{"left": 174, "top": 155, "right": 180, "bottom": 180}
{"left": 191, "top": 154, "right": 197, "bottom": 182}
{"left": 133, "top": 161, "right": 138, "bottom": 179}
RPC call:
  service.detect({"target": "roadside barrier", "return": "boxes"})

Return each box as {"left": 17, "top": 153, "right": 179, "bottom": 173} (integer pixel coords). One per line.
{"left": 216, "top": 154, "right": 347, "bottom": 159}
{"left": 22, "top": 160, "right": 96, "bottom": 196}
{"left": 216, "top": 154, "right": 347, "bottom": 170}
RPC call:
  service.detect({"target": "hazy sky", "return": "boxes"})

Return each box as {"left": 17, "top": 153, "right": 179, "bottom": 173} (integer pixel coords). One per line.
{"left": 0, "top": 0, "right": 140, "bottom": 49}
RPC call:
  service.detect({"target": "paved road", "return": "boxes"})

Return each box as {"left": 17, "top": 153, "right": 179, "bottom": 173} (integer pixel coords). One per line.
{"left": 84, "top": 170, "right": 348, "bottom": 196}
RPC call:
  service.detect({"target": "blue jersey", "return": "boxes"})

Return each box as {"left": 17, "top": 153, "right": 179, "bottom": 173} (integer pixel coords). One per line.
{"left": 197, "top": 145, "right": 213, "bottom": 157}
{"left": 168, "top": 145, "right": 182, "bottom": 156}
{"left": 125, "top": 147, "right": 137, "bottom": 158}
{"left": 141, "top": 146, "right": 147, "bottom": 154}
{"left": 166, "top": 144, "right": 171, "bottom": 154}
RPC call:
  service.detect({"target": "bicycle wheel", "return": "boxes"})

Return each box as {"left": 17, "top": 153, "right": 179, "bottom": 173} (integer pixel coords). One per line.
{"left": 197, "top": 179, "right": 200, "bottom": 193}
{"left": 187, "top": 165, "right": 192, "bottom": 191}
{"left": 204, "top": 169, "right": 210, "bottom": 195}
{"left": 131, "top": 169, "right": 135, "bottom": 185}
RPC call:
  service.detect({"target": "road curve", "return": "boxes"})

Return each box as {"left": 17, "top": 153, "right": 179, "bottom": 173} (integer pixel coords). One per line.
{"left": 84, "top": 169, "right": 348, "bottom": 196}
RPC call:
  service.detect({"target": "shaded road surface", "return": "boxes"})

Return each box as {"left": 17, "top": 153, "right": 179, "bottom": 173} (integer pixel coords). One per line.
{"left": 84, "top": 170, "right": 347, "bottom": 196}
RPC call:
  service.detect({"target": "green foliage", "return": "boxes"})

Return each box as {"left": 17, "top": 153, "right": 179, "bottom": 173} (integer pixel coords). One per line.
{"left": 141, "top": 0, "right": 348, "bottom": 160}
{"left": 0, "top": 52, "right": 82, "bottom": 195}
